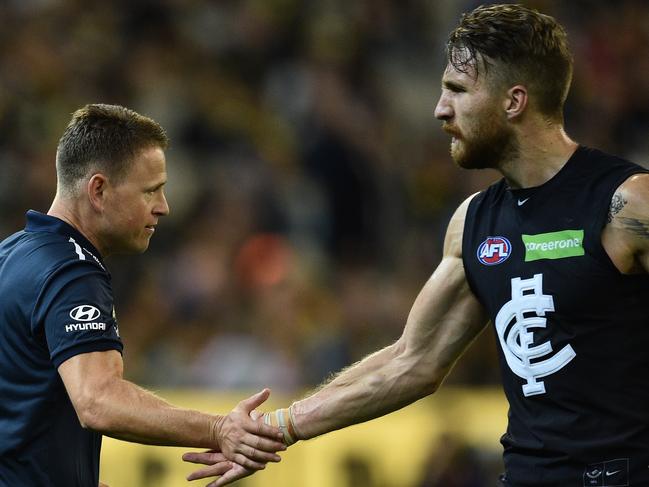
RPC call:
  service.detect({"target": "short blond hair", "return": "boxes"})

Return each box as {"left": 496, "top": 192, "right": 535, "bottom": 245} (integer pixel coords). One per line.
{"left": 447, "top": 4, "right": 573, "bottom": 121}
{"left": 55, "top": 104, "right": 168, "bottom": 193}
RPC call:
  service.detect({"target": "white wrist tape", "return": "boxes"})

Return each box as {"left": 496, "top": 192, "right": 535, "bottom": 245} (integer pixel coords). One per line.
{"left": 263, "top": 406, "right": 299, "bottom": 446}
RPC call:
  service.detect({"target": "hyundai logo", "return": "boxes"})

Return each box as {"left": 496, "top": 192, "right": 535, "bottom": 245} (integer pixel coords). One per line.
{"left": 69, "top": 305, "right": 101, "bottom": 322}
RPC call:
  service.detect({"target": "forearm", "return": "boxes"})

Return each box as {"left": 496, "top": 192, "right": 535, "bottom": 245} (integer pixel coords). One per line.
{"left": 62, "top": 350, "right": 285, "bottom": 470}
{"left": 266, "top": 201, "right": 488, "bottom": 444}
{"left": 286, "top": 258, "right": 487, "bottom": 441}
{"left": 82, "top": 378, "right": 220, "bottom": 448}
{"left": 290, "top": 341, "right": 439, "bottom": 440}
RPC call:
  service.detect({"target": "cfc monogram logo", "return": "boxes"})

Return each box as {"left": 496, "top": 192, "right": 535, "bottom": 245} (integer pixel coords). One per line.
{"left": 495, "top": 274, "right": 576, "bottom": 397}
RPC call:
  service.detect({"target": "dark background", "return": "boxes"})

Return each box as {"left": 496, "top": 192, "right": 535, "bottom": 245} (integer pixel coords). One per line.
{"left": 1, "top": 0, "right": 647, "bottom": 393}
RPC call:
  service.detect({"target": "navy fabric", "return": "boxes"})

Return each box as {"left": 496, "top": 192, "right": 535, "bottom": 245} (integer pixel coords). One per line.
{"left": 0, "top": 211, "right": 122, "bottom": 486}
{"left": 463, "top": 147, "right": 649, "bottom": 485}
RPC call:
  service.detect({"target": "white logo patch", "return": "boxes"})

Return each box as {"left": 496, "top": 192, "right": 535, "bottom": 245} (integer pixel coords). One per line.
{"left": 69, "top": 305, "right": 101, "bottom": 322}
{"left": 517, "top": 197, "right": 530, "bottom": 206}
{"left": 495, "top": 274, "right": 576, "bottom": 396}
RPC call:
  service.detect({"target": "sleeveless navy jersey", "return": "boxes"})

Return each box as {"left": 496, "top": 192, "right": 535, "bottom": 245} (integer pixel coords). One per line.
{"left": 0, "top": 211, "right": 123, "bottom": 487}
{"left": 462, "top": 147, "right": 649, "bottom": 486}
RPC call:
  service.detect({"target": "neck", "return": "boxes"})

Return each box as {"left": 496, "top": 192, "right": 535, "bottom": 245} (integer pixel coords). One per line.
{"left": 499, "top": 122, "right": 578, "bottom": 189}
{"left": 48, "top": 195, "right": 106, "bottom": 256}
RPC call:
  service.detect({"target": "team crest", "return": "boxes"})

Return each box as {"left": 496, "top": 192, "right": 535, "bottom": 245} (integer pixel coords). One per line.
{"left": 477, "top": 236, "right": 511, "bottom": 265}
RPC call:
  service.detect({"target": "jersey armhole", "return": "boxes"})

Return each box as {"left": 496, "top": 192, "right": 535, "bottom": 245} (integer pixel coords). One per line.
{"left": 461, "top": 193, "right": 485, "bottom": 301}
{"left": 589, "top": 168, "right": 649, "bottom": 274}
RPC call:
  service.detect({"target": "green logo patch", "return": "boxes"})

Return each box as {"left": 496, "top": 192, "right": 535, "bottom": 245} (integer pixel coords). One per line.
{"left": 522, "top": 229, "right": 584, "bottom": 262}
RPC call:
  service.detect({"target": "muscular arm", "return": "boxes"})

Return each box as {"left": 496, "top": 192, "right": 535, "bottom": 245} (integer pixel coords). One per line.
{"left": 58, "top": 350, "right": 284, "bottom": 468}
{"left": 290, "top": 196, "right": 488, "bottom": 439}
{"left": 602, "top": 173, "right": 649, "bottom": 274}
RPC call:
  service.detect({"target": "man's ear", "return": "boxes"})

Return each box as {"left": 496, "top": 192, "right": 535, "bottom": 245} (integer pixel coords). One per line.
{"left": 87, "top": 173, "right": 109, "bottom": 212}
{"left": 504, "top": 84, "right": 528, "bottom": 120}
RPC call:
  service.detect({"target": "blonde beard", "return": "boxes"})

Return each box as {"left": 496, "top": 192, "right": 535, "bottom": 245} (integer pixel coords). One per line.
{"left": 451, "top": 117, "right": 517, "bottom": 170}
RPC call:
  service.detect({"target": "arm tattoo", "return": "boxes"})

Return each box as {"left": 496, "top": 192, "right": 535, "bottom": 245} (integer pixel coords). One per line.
{"left": 607, "top": 192, "right": 628, "bottom": 223}
{"left": 616, "top": 217, "right": 649, "bottom": 239}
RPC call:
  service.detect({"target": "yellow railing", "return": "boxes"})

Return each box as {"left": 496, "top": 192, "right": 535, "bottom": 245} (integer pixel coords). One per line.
{"left": 100, "top": 387, "right": 507, "bottom": 487}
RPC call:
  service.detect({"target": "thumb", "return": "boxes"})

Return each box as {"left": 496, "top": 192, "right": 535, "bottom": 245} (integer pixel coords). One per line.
{"left": 238, "top": 388, "right": 271, "bottom": 413}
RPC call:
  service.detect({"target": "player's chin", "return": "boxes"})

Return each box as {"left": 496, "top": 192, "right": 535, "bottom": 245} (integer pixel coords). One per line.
{"left": 451, "top": 146, "right": 472, "bottom": 169}
{"left": 450, "top": 141, "right": 472, "bottom": 168}
{"left": 131, "top": 236, "right": 152, "bottom": 254}
{"left": 138, "top": 240, "right": 152, "bottom": 253}
{"left": 452, "top": 146, "right": 491, "bottom": 169}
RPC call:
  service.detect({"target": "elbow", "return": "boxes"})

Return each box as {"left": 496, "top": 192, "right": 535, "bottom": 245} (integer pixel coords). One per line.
{"left": 397, "top": 366, "right": 441, "bottom": 402}
{"left": 421, "top": 357, "right": 453, "bottom": 396}
{"left": 74, "top": 390, "right": 110, "bottom": 432}
{"left": 430, "top": 377, "right": 443, "bottom": 395}
{"left": 394, "top": 350, "right": 444, "bottom": 399}
{"left": 418, "top": 372, "right": 442, "bottom": 397}
{"left": 370, "top": 339, "right": 441, "bottom": 404}
{"left": 399, "top": 347, "right": 446, "bottom": 397}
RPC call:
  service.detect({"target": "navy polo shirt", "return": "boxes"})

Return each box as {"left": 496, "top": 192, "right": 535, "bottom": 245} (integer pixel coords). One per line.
{"left": 0, "top": 211, "right": 123, "bottom": 486}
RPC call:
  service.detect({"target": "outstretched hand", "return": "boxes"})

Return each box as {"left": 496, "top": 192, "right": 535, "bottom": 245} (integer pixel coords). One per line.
{"left": 183, "top": 450, "right": 254, "bottom": 487}
{"left": 185, "top": 399, "right": 277, "bottom": 486}
{"left": 212, "top": 389, "right": 285, "bottom": 470}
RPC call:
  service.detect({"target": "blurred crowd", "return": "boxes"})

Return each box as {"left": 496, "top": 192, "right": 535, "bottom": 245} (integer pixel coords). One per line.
{"left": 1, "top": 0, "right": 648, "bottom": 396}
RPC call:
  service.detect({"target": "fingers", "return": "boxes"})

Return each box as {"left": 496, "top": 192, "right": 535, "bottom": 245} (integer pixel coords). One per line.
{"left": 242, "top": 434, "right": 285, "bottom": 458}
{"left": 236, "top": 388, "right": 284, "bottom": 440}
{"left": 238, "top": 388, "right": 271, "bottom": 414}
{"left": 182, "top": 451, "right": 226, "bottom": 465}
{"left": 186, "top": 462, "right": 232, "bottom": 481}
{"left": 230, "top": 439, "right": 284, "bottom": 468}
{"left": 206, "top": 464, "right": 254, "bottom": 487}
{"left": 237, "top": 400, "right": 285, "bottom": 444}
{"left": 249, "top": 416, "right": 285, "bottom": 441}
{"left": 183, "top": 450, "right": 233, "bottom": 481}
{"left": 242, "top": 443, "right": 282, "bottom": 464}
{"left": 217, "top": 391, "right": 285, "bottom": 466}
{"left": 230, "top": 452, "right": 268, "bottom": 471}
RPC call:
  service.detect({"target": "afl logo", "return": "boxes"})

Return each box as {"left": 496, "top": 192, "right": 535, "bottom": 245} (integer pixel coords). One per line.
{"left": 477, "top": 237, "right": 512, "bottom": 265}
{"left": 69, "top": 305, "right": 101, "bottom": 321}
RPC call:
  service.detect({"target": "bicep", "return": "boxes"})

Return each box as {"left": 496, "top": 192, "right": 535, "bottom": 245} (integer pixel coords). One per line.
{"left": 399, "top": 254, "right": 488, "bottom": 377}
{"left": 603, "top": 174, "right": 649, "bottom": 274}
{"left": 58, "top": 350, "right": 123, "bottom": 421}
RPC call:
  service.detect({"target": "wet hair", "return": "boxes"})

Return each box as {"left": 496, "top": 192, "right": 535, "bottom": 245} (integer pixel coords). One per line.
{"left": 55, "top": 104, "right": 168, "bottom": 194}
{"left": 447, "top": 3, "right": 573, "bottom": 120}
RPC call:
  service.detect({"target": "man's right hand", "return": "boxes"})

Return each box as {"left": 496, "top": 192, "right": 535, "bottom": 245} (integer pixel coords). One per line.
{"left": 183, "top": 450, "right": 254, "bottom": 487}
{"left": 213, "top": 389, "right": 286, "bottom": 470}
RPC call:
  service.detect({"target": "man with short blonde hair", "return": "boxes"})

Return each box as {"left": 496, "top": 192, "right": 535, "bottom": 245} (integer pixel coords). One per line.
{"left": 0, "top": 104, "right": 285, "bottom": 487}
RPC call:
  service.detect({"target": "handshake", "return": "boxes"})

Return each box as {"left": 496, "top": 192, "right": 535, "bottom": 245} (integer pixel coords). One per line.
{"left": 182, "top": 389, "right": 300, "bottom": 487}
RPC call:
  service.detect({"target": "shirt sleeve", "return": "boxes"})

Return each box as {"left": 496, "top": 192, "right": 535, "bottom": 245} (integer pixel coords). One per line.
{"left": 35, "top": 263, "right": 123, "bottom": 368}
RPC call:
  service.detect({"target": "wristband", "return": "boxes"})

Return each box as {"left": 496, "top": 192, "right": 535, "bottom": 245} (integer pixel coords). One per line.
{"left": 263, "top": 407, "right": 299, "bottom": 446}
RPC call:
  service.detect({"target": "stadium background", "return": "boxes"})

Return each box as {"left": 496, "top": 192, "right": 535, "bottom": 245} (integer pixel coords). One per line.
{"left": 1, "top": 0, "right": 648, "bottom": 485}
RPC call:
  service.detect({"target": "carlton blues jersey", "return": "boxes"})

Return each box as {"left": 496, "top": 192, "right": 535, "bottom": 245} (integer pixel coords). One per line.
{"left": 462, "top": 147, "right": 649, "bottom": 486}
{"left": 0, "top": 211, "right": 123, "bottom": 487}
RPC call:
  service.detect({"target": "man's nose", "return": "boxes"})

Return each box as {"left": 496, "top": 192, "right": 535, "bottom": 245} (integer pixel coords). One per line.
{"left": 155, "top": 192, "right": 170, "bottom": 216}
{"left": 434, "top": 94, "right": 453, "bottom": 121}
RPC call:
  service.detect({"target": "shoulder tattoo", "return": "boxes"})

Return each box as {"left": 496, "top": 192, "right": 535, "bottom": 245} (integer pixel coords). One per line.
{"left": 609, "top": 190, "right": 649, "bottom": 238}
{"left": 616, "top": 216, "right": 649, "bottom": 239}
{"left": 607, "top": 191, "right": 628, "bottom": 223}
